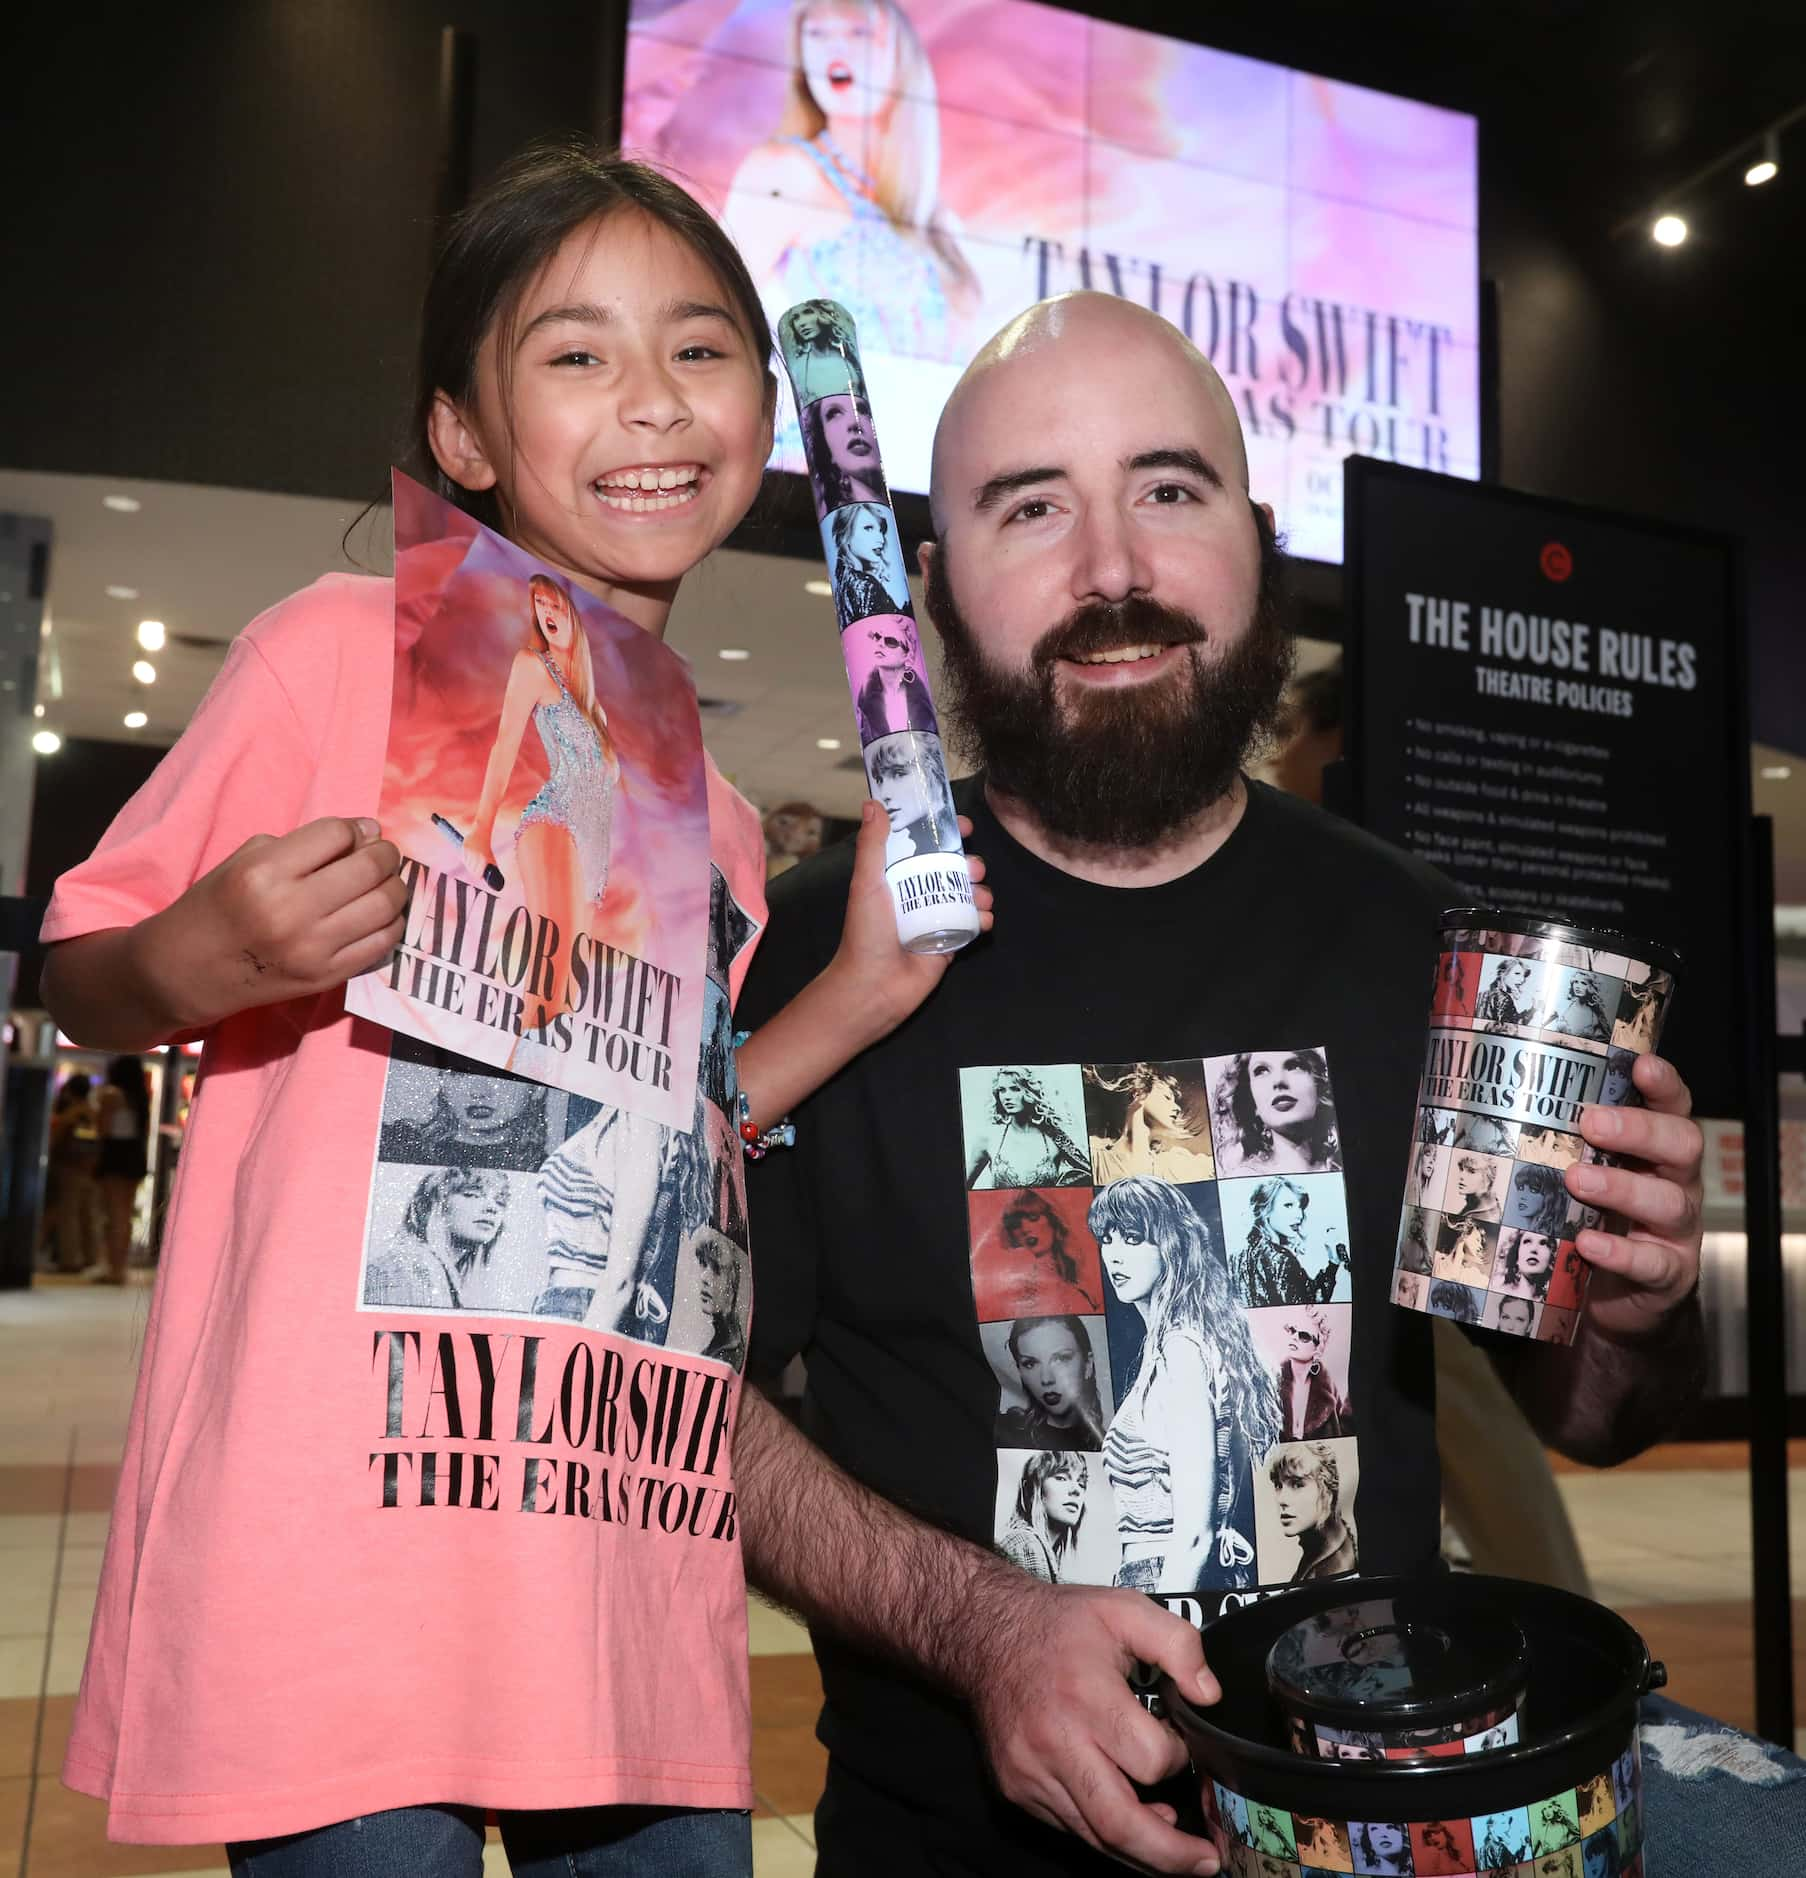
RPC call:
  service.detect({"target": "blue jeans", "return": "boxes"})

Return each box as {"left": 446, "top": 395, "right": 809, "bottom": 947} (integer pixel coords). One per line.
{"left": 227, "top": 1803, "right": 752, "bottom": 1877}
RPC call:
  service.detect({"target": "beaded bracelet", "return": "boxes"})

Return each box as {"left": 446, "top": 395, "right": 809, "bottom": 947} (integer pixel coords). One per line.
{"left": 733, "top": 1031, "right": 796, "bottom": 1160}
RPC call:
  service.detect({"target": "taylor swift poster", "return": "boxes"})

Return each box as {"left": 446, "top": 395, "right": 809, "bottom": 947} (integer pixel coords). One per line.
{"left": 344, "top": 472, "right": 711, "bottom": 1129}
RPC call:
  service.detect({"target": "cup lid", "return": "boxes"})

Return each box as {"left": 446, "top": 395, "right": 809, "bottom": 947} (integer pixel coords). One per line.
{"left": 1265, "top": 1584, "right": 1530, "bottom": 1728}
{"left": 1439, "top": 907, "right": 1681, "bottom": 975}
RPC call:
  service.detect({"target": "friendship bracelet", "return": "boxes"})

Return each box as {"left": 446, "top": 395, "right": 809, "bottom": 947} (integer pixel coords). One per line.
{"left": 732, "top": 1030, "right": 796, "bottom": 1160}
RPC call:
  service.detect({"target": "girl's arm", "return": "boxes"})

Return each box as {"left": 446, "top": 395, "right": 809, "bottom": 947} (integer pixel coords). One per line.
{"left": 465, "top": 654, "right": 543, "bottom": 864}
{"left": 42, "top": 817, "right": 408, "bottom": 1051}
{"left": 737, "top": 803, "right": 993, "bottom": 1129}
{"left": 1159, "top": 1341, "right": 1220, "bottom": 1591}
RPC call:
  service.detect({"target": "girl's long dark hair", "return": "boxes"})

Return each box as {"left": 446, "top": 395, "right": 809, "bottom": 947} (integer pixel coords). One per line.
{"left": 409, "top": 139, "right": 775, "bottom": 535}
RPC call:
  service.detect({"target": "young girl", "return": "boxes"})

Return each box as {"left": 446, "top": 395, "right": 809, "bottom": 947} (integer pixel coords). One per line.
{"left": 40, "top": 144, "right": 989, "bottom": 1876}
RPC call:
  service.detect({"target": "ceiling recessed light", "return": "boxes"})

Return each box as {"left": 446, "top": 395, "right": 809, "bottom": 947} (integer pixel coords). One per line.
{"left": 105, "top": 584, "right": 141, "bottom": 601}
{"left": 32, "top": 729, "right": 63, "bottom": 755}
{"left": 137, "top": 619, "right": 166, "bottom": 651}
{"left": 1651, "top": 214, "right": 1688, "bottom": 248}
{"left": 718, "top": 647, "right": 751, "bottom": 661}
{"left": 804, "top": 579, "right": 833, "bottom": 598}
{"left": 132, "top": 659, "right": 158, "bottom": 684}
{"left": 1759, "top": 764, "right": 1792, "bottom": 781}
{"left": 123, "top": 710, "right": 149, "bottom": 730}
{"left": 1745, "top": 158, "right": 1779, "bottom": 187}
{"left": 103, "top": 494, "right": 142, "bottom": 513}
{"left": 816, "top": 737, "right": 842, "bottom": 750}
{"left": 33, "top": 703, "right": 45, "bottom": 718}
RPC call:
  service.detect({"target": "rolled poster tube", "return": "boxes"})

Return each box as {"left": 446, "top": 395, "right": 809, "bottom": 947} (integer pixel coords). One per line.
{"left": 777, "top": 298, "right": 981, "bottom": 955}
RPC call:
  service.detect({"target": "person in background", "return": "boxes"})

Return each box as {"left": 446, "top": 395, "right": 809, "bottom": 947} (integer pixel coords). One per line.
{"left": 41, "top": 1073, "right": 101, "bottom": 1274}
{"left": 763, "top": 800, "right": 825, "bottom": 878}
{"left": 1263, "top": 656, "right": 1591, "bottom": 1599}
{"left": 93, "top": 1055, "right": 151, "bottom": 1285}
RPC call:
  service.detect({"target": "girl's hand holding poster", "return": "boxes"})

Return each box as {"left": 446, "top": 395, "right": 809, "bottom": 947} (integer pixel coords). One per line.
{"left": 345, "top": 472, "right": 709, "bottom": 1132}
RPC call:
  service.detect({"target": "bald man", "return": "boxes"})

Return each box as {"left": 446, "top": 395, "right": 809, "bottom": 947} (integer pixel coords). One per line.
{"left": 731, "top": 294, "right": 1706, "bottom": 1877}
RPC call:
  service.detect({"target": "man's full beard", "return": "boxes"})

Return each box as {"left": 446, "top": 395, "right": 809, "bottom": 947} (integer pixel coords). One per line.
{"left": 924, "top": 506, "right": 1296, "bottom": 851}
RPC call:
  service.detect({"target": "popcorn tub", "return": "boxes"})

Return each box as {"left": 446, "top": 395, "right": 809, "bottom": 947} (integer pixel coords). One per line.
{"left": 1159, "top": 1575, "right": 1662, "bottom": 1878}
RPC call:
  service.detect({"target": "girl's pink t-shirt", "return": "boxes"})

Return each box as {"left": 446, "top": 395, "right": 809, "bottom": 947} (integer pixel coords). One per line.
{"left": 42, "top": 574, "right": 770, "bottom": 1845}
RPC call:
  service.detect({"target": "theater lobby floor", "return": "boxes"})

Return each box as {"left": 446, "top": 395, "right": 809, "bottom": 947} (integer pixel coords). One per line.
{"left": 3, "top": 1278, "right": 1802, "bottom": 1878}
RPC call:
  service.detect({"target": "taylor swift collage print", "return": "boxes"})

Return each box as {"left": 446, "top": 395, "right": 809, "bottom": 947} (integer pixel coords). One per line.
{"left": 355, "top": 864, "right": 758, "bottom": 1376}
{"left": 962, "top": 1048, "right": 1361, "bottom": 1613}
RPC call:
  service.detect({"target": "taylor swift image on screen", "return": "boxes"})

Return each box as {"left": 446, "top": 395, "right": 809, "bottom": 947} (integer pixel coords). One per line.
{"left": 726, "top": 0, "right": 979, "bottom": 363}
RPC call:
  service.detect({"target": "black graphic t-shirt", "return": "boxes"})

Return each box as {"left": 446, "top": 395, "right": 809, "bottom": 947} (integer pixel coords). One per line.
{"left": 742, "top": 778, "right": 1471, "bottom": 1874}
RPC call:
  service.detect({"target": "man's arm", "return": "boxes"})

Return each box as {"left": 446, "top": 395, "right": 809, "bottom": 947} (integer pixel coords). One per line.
{"left": 733, "top": 1385, "right": 1223, "bottom": 1877}
{"left": 1504, "top": 1053, "right": 1707, "bottom": 1465}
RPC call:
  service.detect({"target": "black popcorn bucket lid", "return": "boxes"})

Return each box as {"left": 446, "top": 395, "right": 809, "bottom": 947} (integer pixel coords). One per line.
{"left": 1266, "top": 1585, "right": 1528, "bottom": 1760}
{"left": 1158, "top": 1574, "right": 1664, "bottom": 1831}
{"left": 1440, "top": 907, "right": 1683, "bottom": 977}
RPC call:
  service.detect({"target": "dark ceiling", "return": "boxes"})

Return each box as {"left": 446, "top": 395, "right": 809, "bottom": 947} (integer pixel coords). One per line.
{"left": 5, "top": 0, "right": 1804, "bottom": 745}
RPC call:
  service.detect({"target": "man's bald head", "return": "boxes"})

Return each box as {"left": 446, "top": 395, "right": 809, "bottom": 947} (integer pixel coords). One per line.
{"left": 929, "top": 292, "right": 1249, "bottom": 533}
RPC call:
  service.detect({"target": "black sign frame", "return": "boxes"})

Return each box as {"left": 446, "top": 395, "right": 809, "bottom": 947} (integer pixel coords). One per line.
{"left": 1341, "top": 455, "right": 1751, "bottom": 1122}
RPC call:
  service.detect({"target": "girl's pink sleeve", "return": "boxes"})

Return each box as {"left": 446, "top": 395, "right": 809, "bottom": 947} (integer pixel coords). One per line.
{"left": 41, "top": 629, "right": 317, "bottom": 944}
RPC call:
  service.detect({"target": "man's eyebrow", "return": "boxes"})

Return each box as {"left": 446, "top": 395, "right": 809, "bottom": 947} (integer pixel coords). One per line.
{"left": 970, "top": 446, "right": 1226, "bottom": 514}
{"left": 971, "top": 465, "right": 1065, "bottom": 514}
{"left": 1125, "top": 446, "right": 1224, "bottom": 488}
{"left": 517, "top": 298, "right": 736, "bottom": 344}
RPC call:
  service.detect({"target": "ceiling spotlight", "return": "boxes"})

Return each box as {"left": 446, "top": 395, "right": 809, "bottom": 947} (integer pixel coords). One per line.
{"left": 132, "top": 659, "right": 158, "bottom": 684}
{"left": 105, "top": 584, "right": 141, "bottom": 601}
{"left": 718, "top": 647, "right": 751, "bottom": 661}
{"left": 1746, "top": 131, "right": 1780, "bottom": 187}
{"left": 102, "top": 494, "right": 142, "bottom": 513}
{"left": 32, "top": 729, "right": 63, "bottom": 755}
{"left": 137, "top": 619, "right": 166, "bottom": 651}
{"left": 1759, "top": 764, "right": 1792, "bottom": 781}
{"left": 123, "top": 711, "right": 149, "bottom": 730}
{"left": 804, "top": 578, "right": 833, "bottom": 597}
{"left": 1651, "top": 214, "right": 1688, "bottom": 247}
{"left": 816, "top": 737, "right": 842, "bottom": 750}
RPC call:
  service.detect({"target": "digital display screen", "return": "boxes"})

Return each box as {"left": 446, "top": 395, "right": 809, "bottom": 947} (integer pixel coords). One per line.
{"left": 624, "top": 0, "right": 1479, "bottom": 563}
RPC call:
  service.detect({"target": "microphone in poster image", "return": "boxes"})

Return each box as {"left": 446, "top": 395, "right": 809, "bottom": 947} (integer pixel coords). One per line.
{"left": 431, "top": 813, "right": 506, "bottom": 892}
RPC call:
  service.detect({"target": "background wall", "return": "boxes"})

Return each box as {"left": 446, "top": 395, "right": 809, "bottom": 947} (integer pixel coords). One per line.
{"left": 4, "top": 0, "right": 1803, "bottom": 749}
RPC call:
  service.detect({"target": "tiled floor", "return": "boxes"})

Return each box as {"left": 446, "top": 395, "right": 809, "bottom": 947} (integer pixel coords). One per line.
{"left": 3, "top": 1276, "right": 1800, "bottom": 1876}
